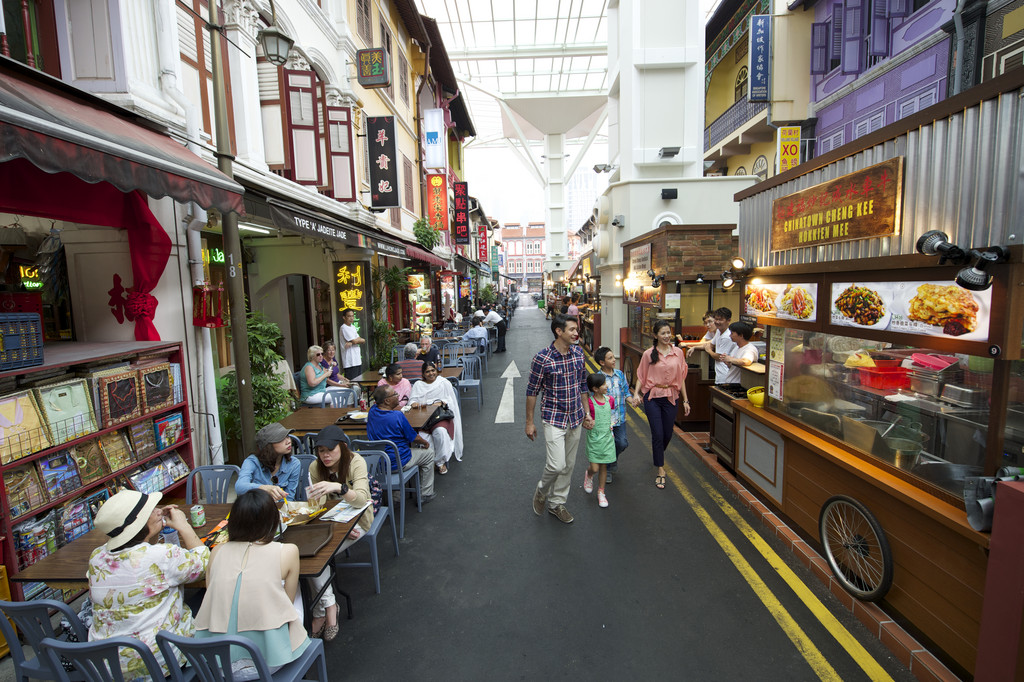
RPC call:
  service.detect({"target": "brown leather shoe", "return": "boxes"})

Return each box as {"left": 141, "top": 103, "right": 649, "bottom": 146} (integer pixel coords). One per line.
{"left": 547, "top": 504, "right": 574, "bottom": 524}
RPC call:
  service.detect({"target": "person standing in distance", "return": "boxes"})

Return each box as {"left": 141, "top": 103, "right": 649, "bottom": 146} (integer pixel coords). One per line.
{"left": 525, "top": 313, "right": 593, "bottom": 524}
{"left": 339, "top": 308, "right": 365, "bottom": 381}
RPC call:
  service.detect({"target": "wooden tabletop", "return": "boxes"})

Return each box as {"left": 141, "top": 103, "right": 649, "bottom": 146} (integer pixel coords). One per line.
{"left": 10, "top": 503, "right": 364, "bottom": 586}
{"left": 279, "top": 404, "right": 435, "bottom": 436}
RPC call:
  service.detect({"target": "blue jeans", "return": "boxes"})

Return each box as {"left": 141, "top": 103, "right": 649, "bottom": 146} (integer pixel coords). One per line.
{"left": 643, "top": 394, "right": 676, "bottom": 468}
{"left": 607, "top": 423, "right": 628, "bottom": 472}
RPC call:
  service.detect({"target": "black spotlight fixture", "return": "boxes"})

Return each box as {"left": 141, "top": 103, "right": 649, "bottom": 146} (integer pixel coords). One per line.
{"left": 722, "top": 271, "right": 736, "bottom": 289}
{"left": 955, "top": 246, "right": 1009, "bottom": 291}
{"left": 647, "top": 269, "right": 665, "bottom": 288}
{"left": 915, "top": 230, "right": 971, "bottom": 265}
{"left": 695, "top": 273, "right": 705, "bottom": 284}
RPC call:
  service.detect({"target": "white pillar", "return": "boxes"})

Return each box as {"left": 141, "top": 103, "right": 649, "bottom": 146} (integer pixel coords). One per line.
{"left": 543, "top": 133, "right": 567, "bottom": 267}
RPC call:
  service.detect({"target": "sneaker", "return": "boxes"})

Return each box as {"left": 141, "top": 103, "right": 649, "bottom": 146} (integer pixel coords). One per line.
{"left": 605, "top": 472, "right": 613, "bottom": 484}
{"left": 532, "top": 487, "right": 546, "bottom": 516}
{"left": 547, "top": 504, "right": 574, "bottom": 524}
{"left": 583, "top": 470, "right": 594, "bottom": 494}
{"left": 597, "top": 491, "right": 609, "bottom": 508}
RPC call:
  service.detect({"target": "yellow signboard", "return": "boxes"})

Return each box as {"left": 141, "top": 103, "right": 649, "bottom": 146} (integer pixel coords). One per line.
{"left": 777, "top": 126, "right": 802, "bottom": 173}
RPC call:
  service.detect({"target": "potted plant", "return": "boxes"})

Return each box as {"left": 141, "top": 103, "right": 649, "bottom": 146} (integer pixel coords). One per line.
{"left": 367, "top": 265, "right": 411, "bottom": 370}
{"left": 413, "top": 216, "right": 440, "bottom": 251}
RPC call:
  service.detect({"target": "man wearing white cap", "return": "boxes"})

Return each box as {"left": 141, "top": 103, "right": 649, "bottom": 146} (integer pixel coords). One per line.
{"left": 87, "top": 490, "right": 208, "bottom": 678}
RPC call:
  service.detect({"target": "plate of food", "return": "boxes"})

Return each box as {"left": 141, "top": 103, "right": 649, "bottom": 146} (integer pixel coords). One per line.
{"left": 344, "top": 411, "right": 369, "bottom": 421}
{"left": 833, "top": 284, "right": 891, "bottom": 329}
{"left": 745, "top": 285, "right": 778, "bottom": 314}
{"left": 776, "top": 286, "right": 815, "bottom": 320}
{"left": 280, "top": 500, "right": 327, "bottom": 526}
{"left": 901, "top": 283, "right": 982, "bottom": 337}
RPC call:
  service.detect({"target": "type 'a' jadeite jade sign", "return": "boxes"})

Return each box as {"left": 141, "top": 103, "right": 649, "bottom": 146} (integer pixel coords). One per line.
{"left": 771, "top": 157, "right": 903, "bottom": 251}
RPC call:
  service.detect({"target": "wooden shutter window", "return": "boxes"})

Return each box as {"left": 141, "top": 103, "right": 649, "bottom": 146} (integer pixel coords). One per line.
{"left": 831, "top": 14, "right": 844, "bottom": 63}
{"left": 869, "top": 0, "right": 890, "bottom": 56}
{"left": 380, "top": 21, "right": 394, "bottom": 101}
{"left": 811, "top": 23, "right": 829, "bottom": 75}
{"left": 888, "top": 0, "right": 910, "bottom": 17}
{"left": 399, "top": 53, "right": 410, "bottom": 105}
{"left": 842, "top": 0, "right": 866, "bottom": 75}
{"left": 402, "top": 156, "right": 414, "bottom": 211}
{"left": 326, "top": 106, "right": 356, "bottom": 201}
{"left": 356, "top": 0, "right": 372, "bottom": 43}
{"left": 283, "top": 69, "right": 323, "bottom": 186}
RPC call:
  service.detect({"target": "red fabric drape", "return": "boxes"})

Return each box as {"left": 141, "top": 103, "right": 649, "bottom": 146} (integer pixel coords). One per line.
{"left": 0, "top": 158, "right": 171, "bottom": 340}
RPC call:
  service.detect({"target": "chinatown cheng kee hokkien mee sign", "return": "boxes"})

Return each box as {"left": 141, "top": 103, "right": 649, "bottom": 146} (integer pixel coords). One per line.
{"left": 770, "top": 157, "right": 903, "bottom": 252}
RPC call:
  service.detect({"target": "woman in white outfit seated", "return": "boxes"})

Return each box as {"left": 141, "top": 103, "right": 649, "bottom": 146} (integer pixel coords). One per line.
{"left": 408, "top": 361, "right": 463, "bottom": 475}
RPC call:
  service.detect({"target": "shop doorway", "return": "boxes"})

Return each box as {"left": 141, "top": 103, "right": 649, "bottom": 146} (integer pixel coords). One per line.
{"left": 286, "top": 275, "right": 311, "bottom": 363}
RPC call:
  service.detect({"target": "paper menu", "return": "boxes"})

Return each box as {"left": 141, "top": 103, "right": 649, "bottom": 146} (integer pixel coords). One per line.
{"left": 321, "top": 500, "right": 371, "bottom": 523}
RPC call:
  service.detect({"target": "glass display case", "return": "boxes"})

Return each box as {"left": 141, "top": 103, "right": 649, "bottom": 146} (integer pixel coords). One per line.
{"left": 406, "top": 272, "right": 432, "bottom": 331}
{"left": 767, "top": 328, "right": 1023, "bottom": 499}
{"left": 627, "top": 305, "right": 669, "bottom": 346}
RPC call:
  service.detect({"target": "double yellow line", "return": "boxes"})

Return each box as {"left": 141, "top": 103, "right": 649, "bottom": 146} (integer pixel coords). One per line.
{"left": 582, "top": 353, "right": 892, "bottom": 681}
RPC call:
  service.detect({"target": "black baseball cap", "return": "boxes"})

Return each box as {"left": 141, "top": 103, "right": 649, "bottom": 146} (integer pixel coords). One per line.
{"left": 314, "top": 424, "right": 347, "bottom": 450}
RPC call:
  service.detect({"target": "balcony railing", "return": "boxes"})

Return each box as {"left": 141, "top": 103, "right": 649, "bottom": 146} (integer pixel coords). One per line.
{"left": 704, "top": 96, "right": 769, "bottom": 152}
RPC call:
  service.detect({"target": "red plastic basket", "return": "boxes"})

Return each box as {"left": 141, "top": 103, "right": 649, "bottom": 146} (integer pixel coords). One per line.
{"left": 857, "top": 367, "right": 910, "bottom": 390}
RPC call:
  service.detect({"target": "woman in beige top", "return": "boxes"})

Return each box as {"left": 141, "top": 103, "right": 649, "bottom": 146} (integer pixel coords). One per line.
{"left": 194, "top": 489, "right": 309, "bottom": 672}
{"left": 305, "top": 424, "right": 374, "bottom": 641}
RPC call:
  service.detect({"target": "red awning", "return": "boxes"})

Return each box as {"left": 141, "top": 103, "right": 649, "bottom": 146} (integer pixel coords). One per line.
{"left": 0, "top": 61, "right": 244, "bottom": 214}
{"left": 406, "top": 244, "right": 448, "bottom": 268}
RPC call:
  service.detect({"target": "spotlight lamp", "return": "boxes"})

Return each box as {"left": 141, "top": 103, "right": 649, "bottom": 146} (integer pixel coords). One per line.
{"left": 615, "top": 273, "right": 623, "bottom": 287}
{"left": 915, "top": 230, "right": 971, "bottom": 265}
{"left": 955, "top": 246, "right": 1009, "bottom": 291}
{"left": 722, "top": 271, "right": 736, "bottom": 289}
{"left": 730, "top": 256, "right": 747, "bottom": 271}
{"left": 695, "top": 273, "right": 705, "bottom": 284}
{"left": 646, "top": 269, "right": 665, "bottom": 287}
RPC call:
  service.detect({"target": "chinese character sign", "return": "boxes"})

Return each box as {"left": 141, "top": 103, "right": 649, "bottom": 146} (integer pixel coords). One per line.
{"left": 423, "top": 108, "right": 446, "bottom": 169}
{"left": 477, "top": 223, "right": 488, "bottom": 263}
{"left": 427, "top": 174, "right": 448, "bottom": 231}
{"left": 367, "top": 117, "right": 399, "bottom": 208}
{"left": 770, "top": 157, "right": 904, "bottom": 251}
{"left": 356, "top": 48, "right": 390, "bottom": 88}
{"left": 453, "top": 182, "right": 470, "bottom": 244}
{"left": 748, "top": 15, "right": 771, "bottom": 102}
{"left": 777, "top": 126, "right": 802, "bottom": 173}
{"left": 334, "top": 260, "right": 371, "bottom": 347}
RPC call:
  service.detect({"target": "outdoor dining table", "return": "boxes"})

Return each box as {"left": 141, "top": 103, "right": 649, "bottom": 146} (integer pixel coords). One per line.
{"left": 10, "top": 501, "right": 365, "bottom": 633}
{"left": 350, "top": 365, "right": 462, "bottom": 390}
{"left": 279, "top": 404, "right": 435, "bottom": 437}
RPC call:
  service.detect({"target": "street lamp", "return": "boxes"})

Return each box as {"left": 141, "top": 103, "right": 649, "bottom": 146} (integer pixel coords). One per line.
{"left": 257, "top": 1, "right": 294, "bottom": 66}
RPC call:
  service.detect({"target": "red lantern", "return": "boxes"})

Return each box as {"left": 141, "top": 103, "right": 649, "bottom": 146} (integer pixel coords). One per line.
{"left": 191, "top": 283, "right": 225, "bottom": 328}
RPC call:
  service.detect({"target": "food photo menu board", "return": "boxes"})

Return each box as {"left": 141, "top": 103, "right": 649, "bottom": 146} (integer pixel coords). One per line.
{"left": 743, "top": 283, "right": 818, "bottom": 322}
{"left": 829, "top": 281, "right": 991, "bottom": 341}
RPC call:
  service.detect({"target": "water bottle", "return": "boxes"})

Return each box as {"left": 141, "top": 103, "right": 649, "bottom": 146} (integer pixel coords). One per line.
{"left": 160, "top": 526, "right": 179, "bottom": 546}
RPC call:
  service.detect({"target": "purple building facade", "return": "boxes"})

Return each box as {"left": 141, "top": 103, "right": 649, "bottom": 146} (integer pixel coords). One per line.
{"left": 809, "top": 0, "right": 957, "bottom": 154}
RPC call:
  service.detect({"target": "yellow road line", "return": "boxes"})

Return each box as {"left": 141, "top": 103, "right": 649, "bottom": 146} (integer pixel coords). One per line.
{"left": 681, "top": 461, "right": 895, "bottom": 682}
{"left": 664, "top": 467, "right": 842, "bottom": 681}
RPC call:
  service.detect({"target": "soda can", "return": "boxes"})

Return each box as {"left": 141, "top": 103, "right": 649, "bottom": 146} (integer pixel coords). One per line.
{"left": 359, "top": 398, "right": 367, "bottom": 411}
{"left": 190, "top": 504, "right": 206, "bottom": 527}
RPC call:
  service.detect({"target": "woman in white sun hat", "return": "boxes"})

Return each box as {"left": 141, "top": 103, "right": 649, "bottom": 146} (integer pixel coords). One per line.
{"left": 87, "top": 489, "right": 209, "bottom": 679}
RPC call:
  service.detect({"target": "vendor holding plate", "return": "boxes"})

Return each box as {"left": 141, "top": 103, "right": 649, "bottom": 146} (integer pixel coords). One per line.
{"left": 304, "top": 425, "right": 374, "bottom": 640}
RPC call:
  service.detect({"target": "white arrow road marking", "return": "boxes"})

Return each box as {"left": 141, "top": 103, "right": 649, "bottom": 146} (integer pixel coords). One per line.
{"left": 494, "top": 361, "right": 521, "bottom": 424}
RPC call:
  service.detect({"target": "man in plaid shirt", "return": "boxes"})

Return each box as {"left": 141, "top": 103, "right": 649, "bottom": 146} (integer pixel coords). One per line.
{"left": 525, "top": 313, "right": 593, "bottom": 524}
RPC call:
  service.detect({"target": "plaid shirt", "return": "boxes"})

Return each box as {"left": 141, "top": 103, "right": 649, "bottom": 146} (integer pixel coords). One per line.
{"left": 526, "top": 342, "right": 588, "bottom": 429}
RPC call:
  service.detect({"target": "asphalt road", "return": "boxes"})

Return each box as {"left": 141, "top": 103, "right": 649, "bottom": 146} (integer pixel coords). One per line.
{"left": 321, "top": 300, "right": 916, "bottom": 681}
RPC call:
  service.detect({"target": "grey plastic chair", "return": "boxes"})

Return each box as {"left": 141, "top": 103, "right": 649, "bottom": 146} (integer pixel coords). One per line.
{"left": 441, "top": 344, "right": 461, "bottom": 368}
{"left": 40, "top": 636, "right": 177, "bottom": 682}
{"left": 157, "top": 630, "right": 326, "bottom": 682}
{"left": 293, "top": 454, "right": 317, "bottom": 500}
{"left": 457, "top": 355, "right": 483, "bottom": 412}
{"left": 351, "top": 439, "right": 421, "bottom": 539}
{"left": 329, "top": 387, "right": 358, "bottom": 407}
{"left": 336, "top": 452, "right": 399, "bottom": 594}
{"left": 288, "top": 434, "right": 308, "bottom": 455}
{"left": 184, "top": 464, "right": 240, "bottom": 505}
{"left": 0, "top": 599, "right": 88, "bottom": 682}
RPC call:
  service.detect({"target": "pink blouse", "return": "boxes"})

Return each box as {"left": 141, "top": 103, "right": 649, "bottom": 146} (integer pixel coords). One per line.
{"left": 636, "top": 346, "right": 688, "bottom": 405}
{"left": 377, "top": 377, "right": 412, "bottom": 403}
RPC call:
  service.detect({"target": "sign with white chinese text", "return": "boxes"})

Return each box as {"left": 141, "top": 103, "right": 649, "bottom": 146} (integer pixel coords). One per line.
{"left": 366, "top": 117, "right": 399, "bottom": 208}
{"left": 356, "top": 49, "right": 390, "bottom": 88}
{"left": 453, "top": 182, "right": 470, "bottom": 244}
{"left": 777, "top": 126, "right": 801, "bottom": 173}
{"left": 427, "top": 174, "right": 448, "bottom": 231}
{"left": 748, "top": 15, "right": 771, "bottom": 102}
{"left": 477, "top": 223, "right": 488, "bottom": 263}
{"left": 771, "top": 157, "right": 903, "bottom": 252}
{"left": 423, "top": 108, "right": 446, "bottom": 169}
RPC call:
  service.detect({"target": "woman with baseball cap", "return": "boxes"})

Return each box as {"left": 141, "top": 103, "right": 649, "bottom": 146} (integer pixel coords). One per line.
{"left": 87, "top": 490, "right": 208, "bottom": 678}
{"left": 236, "top": 422, "right": 301, "bottom": 501}
{"left": 304, "top": 425, "right": 374, "bottom": 640}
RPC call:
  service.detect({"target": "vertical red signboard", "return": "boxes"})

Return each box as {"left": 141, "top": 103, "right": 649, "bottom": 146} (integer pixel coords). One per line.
{"left": 477, "top": 224, "right": 488, "bottom": 263}
{"left": 427, "top": 174, "right": 448, "bottom": 231}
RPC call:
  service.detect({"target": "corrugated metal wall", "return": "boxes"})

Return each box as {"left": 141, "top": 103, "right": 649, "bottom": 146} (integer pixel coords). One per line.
{"left": 741, "top": 84, "right": 1024, "bottom": 267}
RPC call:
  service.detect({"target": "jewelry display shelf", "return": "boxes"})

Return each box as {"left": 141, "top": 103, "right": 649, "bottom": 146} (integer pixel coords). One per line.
{"left": 0, "top": 342, "right": 194, "bottom": 602}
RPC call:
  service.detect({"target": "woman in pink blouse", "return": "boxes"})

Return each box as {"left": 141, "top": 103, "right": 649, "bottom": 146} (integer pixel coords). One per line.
{"left": 632, "top": 320, "right": 690, "bottom": 489}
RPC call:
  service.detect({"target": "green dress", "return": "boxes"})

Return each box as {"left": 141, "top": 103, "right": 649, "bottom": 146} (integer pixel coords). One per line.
{"left": 586, "top": 397, "right": 616, "bottom": 464}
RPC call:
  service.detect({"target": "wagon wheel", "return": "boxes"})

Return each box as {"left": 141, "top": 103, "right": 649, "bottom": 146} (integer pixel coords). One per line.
{"left": 818, "top": 495, "right": 893, "bottom": 602}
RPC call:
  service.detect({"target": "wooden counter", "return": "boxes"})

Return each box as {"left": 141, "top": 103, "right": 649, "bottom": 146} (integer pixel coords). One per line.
{"left": 733, "top": 400, "right": 987, "bottom": 675}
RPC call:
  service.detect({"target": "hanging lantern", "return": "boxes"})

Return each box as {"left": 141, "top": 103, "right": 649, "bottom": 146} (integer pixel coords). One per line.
{"left": 192, "top": 283, "right": 226, "bottom": 328}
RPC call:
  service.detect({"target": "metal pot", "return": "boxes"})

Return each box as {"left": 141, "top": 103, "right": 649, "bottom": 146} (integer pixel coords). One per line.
{"left": 911, "top": 460, "right": 983, "bottom": 493}
{"left": 860, "top": 420, "right": 929, "bottom": 445}
{"left": 882, "top": 437, "right": 922, "bottom": 469}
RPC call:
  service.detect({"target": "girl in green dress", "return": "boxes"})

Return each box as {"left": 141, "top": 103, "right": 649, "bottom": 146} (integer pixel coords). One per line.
{"left": 583, "top": 373, "right": 617, "bottom": 508}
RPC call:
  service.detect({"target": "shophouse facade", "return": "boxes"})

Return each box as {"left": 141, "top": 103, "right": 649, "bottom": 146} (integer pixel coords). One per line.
{"left": 501, "top": 222, "right": 546, "bottom": 294}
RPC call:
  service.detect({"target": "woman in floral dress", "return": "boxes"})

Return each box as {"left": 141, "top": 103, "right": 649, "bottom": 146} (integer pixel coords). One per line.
{"left": 88, "top": 490, "right": 209, "bottom": 679}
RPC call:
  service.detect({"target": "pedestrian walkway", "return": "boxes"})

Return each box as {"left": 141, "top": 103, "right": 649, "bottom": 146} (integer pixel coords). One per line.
{"left": 316, "top": 302, "right": 921, "bottom": 681}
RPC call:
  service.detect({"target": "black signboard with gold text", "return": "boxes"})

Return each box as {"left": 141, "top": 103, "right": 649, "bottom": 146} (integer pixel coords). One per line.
{"left": 453, "top": 181, "right": 470, "bottom": 244}
{"left": 771, "top": 157, "right": 903, "bottom": 251}
{"left": 367, "top": 117, "right": 399, "bottom": 209}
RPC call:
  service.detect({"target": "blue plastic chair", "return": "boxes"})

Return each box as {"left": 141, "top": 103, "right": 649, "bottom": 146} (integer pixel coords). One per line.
{"left": 329, "top": 387, "right": 358, "bottom": 407}
{"left": 457, "top": 355, "right": 483, "bottom": 412}
{"left": 336, "top": 453, "right": 399, "bottom": 594}
{"left": 0, "top": 599, "right": 88, "bottom": 682}
{"left": 350, "top": 439, "right": 421, "bottom": 539}
{"left": 40, "top": 636, "right": 181, "bottom": 682}
{"left": 185, "top": 465, "right": 240, "bottom": 505}
{"left": 288, "top": 434, "right": 307, "bottom": 455}
{"left": 157, "top": 630, "right": 326, "bottom": 682}
{"left": 292, "top": 454, "right": 318, "bottom": 500}
{"left": 441, "top": 344, "right": 461, "bottom": 368}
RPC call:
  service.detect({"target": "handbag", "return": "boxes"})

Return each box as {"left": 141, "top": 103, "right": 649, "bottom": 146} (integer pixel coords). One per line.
{"left": 423, "top": 403, "right": 455, "bottom": 432}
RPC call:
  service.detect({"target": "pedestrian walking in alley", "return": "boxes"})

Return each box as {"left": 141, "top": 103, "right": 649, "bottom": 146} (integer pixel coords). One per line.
{"left": 595, "top": 346, "right": 629, "bottom": 482}
{"left": 525, "top": 313, "right": 593, "bottom": 524}
{"left": 582, "top": 373, "right": 616, "bottom": 508}
{"left": 632, "top": 320, "right": 690, "bottom": 490}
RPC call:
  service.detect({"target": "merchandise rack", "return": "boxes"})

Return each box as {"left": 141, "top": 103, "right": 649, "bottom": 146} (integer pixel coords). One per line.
{"left": 0, "top": 341, "right": 193, "bottom": 602}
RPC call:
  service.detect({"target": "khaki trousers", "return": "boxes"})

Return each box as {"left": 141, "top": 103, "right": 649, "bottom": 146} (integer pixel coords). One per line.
{"left": 537, "top": 423, "right": 582, "bottom": 507}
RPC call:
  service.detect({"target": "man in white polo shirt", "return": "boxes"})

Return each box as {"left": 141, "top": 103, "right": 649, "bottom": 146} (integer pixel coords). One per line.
{"left": 339, "top": 308, "right": 365, "bottom": 381}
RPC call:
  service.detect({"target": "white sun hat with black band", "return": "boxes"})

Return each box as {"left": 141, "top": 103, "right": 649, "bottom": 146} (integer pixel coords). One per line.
{"left": 94, "top": 490, "right": 163, "bottom": 551}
